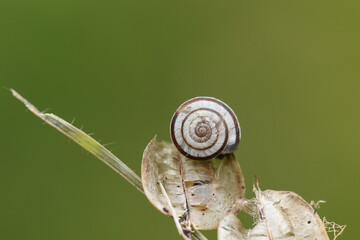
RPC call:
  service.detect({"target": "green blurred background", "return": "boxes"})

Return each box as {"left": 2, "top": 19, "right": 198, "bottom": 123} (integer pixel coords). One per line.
{"left": 1, "top": 0, "right": 359, "bottom": 239}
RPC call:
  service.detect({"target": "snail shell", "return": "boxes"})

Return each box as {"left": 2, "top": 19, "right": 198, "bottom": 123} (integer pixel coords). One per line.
{"left": 170, "top": 97, "right": 241, "bottom": 160}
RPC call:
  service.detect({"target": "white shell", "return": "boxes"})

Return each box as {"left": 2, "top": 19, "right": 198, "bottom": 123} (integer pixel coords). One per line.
{"left": 170, "top": 97, "right": 241, "bottom": 160}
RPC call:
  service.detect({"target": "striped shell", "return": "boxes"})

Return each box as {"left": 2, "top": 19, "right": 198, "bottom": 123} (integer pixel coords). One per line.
{"left": 170, "top": 97, "right": 241, "bottom": 160}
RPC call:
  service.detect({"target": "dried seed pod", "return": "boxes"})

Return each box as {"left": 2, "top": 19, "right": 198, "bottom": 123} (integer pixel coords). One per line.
{"left": 170, "top": 97, "right": 241, "bottom": 160}
{"left": 141, "top": 137, "right": 245, "bottom": 230}
{"left": 218, "top": 184, "right": 330, "bottom": 240}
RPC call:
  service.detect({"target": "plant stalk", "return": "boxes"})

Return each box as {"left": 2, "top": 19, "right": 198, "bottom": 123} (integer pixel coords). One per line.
{"left": 12, "top": 89, "right": 208, "bottom": 240}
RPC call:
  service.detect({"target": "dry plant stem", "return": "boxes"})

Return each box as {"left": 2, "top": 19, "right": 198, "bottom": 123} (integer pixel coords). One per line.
{"left": 159, "top": 181, "right": 190, "bottom": 240}
{"left": 11, "top": 89, "right": 208, "bottom": 240}
{"left": 192, "top": 228, "right": 208, "bottom": 240}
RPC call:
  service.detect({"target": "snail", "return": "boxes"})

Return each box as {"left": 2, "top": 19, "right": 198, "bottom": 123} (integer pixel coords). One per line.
{"left": 170, "top": 97, "right": 241, "bottom": 160}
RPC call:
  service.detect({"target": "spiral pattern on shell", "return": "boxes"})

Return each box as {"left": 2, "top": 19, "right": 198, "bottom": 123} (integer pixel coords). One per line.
{"left": 170, "top": 97, "right": 241, "bottom": 160}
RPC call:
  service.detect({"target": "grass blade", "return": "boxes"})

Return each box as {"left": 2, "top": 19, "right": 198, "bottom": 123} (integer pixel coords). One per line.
{"left": 11, "top": 89, "right": 144, "bottom": 193}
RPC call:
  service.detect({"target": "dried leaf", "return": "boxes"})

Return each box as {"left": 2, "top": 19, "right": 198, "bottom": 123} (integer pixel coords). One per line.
{"left": 141, "top": 137, "right": 245, "bottom": 230}
{"left": 218, "top": 183, "right": 329, "bottom": 240}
